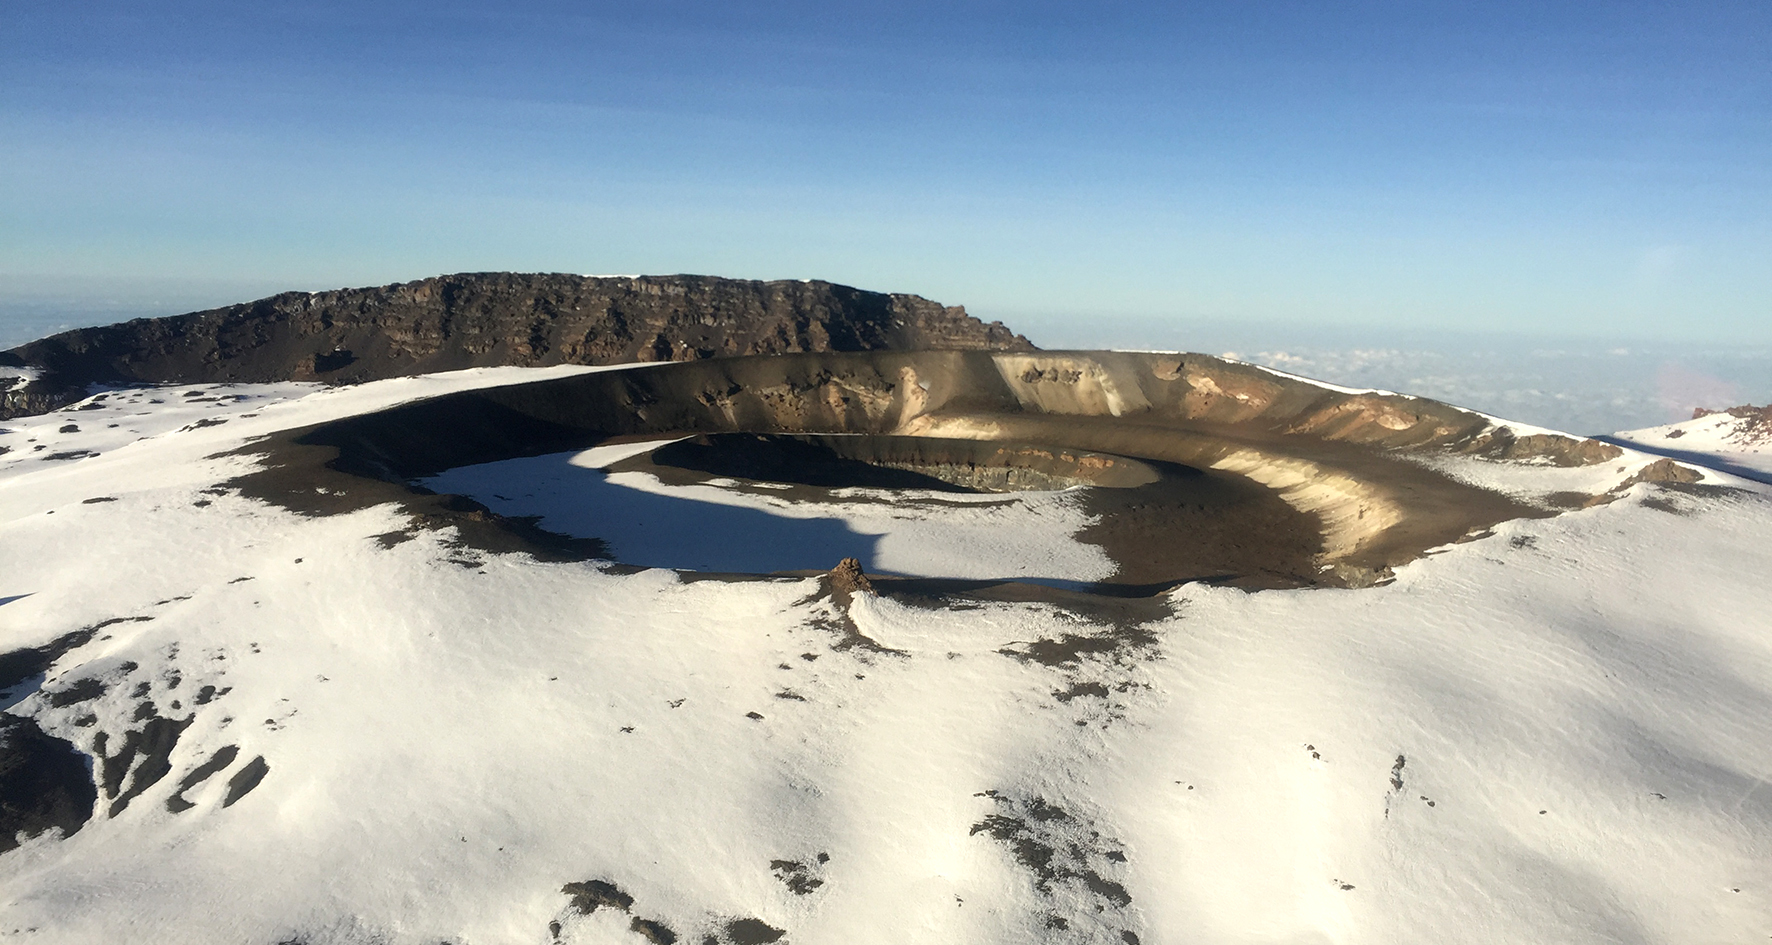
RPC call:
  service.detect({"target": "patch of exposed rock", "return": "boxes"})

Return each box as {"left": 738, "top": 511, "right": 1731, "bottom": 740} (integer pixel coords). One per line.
{"left": 0, "top": 714, "right": 97, "bottom": 853}
{"left": 1460, "top": 427, "right": 1623, "bottom": 466}
{"left": 1693, "top": 404, "right": 1772, "bottom": 421}
{"left": 1619, "top": 457, "right": 1704, "bottom": 488}
{"left": 1694, "top": 404, "right": 1772, "bottom": 445}
{"left": 0, "top": 375, "right": 65, "bottom": 420}
{"left": 828, "top": 558, "right": 874, "bottom": 597}
{"left": 1546, "top": 457, "right": 1707, "bottom": 510}
{"left": 0, "top": 273, "right": 1033, "bottom": 419}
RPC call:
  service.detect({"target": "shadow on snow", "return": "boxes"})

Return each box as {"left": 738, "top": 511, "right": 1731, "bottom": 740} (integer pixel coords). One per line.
{"left": 426, "top": 453, "right": 883, "bottom": 575}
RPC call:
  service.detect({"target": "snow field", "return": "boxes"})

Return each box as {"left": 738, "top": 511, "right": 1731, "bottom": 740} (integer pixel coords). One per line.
{"left": 1610, "top": 411, "right": 1772, "bottom": 483}
{"left": 0, "top": 367, "right": 1769, "bottom": 944}
{"left": 1099, "top": 492, "right": 1772, "bottom": 943}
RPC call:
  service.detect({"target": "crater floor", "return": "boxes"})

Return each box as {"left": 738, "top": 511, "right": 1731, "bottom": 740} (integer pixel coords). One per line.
{"left": 423, "top": 439, "right": 1123, "bottom": 587}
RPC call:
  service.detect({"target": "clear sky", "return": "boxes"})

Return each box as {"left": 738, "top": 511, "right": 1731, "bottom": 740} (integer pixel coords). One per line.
{"left": 3, "top": 1, "right": 1768, "bottom": 345}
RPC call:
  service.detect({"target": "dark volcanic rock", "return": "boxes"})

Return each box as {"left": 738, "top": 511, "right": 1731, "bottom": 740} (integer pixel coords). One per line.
{"left": 1459, "top": 427, "right": 1623, "bottom": 467}
{"left": 0, "top": 376, "right": 69, "bottom": 419}
{"left": 0, "top": 272, "right": 1034, "bottom": 418}
{"left": 0, "top": 714, "right": 98, "bottom": 854}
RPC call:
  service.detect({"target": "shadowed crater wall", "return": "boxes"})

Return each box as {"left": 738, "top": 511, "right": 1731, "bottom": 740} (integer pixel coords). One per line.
{"left": 646, "top": 434, "right": 1162, "bottom": 493}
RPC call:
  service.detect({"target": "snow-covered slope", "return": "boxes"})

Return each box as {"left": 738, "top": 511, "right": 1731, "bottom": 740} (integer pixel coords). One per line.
{"left": 2, "top": 368, "right": 1770, "bottom": 945}
{"left": 1608, "top": 406, "right": 1772, "bottom": 484}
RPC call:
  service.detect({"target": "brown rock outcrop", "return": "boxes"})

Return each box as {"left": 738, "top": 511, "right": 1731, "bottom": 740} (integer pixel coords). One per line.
{"left": 828, "top": 558, "right": 875, "bottom": 597}
{"left": 1618, "top": 457, "right": 1704, "bottom": 488}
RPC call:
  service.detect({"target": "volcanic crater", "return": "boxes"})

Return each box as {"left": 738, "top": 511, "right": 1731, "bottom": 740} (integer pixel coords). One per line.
{"left": 230, "top": 348, "right": 1574, "bottom": 594}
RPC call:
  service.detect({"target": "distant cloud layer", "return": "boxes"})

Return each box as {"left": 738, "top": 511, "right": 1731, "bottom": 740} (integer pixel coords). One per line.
{"left": 1028, "top": 315, "right": 1772, "bottom": 434}
{"left": 1218, "top": 345, "right": 1769, "bottom": 435}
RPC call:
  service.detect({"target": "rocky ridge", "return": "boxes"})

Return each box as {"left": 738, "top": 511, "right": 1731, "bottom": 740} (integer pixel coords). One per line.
{"left": 0, "top": 273, "right": 1033, "bottom": 419}
{"left": 1691, "top": 403, "right": 1772, "bottom": 445}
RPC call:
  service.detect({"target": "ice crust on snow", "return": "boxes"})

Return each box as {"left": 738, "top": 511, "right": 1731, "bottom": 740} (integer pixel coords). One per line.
{"left": 0, "top": 367, "right": 1769, "bottom": 944}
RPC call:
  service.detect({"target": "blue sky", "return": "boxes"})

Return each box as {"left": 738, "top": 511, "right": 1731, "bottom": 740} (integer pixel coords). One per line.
{"left": 3, "top": 1, "right": 1768, "bottom": 345}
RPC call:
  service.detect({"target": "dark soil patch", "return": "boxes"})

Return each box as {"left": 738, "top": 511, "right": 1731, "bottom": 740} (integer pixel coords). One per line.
{"left": 166, "top": 744, "right": 240, "bottom": 813}
{"left": 221, "top": 755, "right": 268, "bottom": 807}
{"left": 0, "top": 628, "right": 99, "bottom": 697}
{"left": 769, "top": 856, "right": 827, "bottom": 895}
{"left": 1000, "top": 624, "right": 1158, "bottom": 668}
{"left": 871, "top": 575, "right": 1184, "bottom": 628}
{"left": 723, "top": 918, "right": 786, "bottom": 944}
{"left": 99, "top": 713, "right": 195, "bottom": 815}
{"left": 629, "top": 917, "right": 677, "bottom": 944}
{"left": 1640, "top": 496, "right": 1689, "bottom": 516}
{"left": 45, "top": 677, "right": 106, "bottom": 707}
{"left": 561, "top": 879, "right": 634, "bottom": 914}
{"left": 970, "top": 791, "right": 1137, "bottom": 934}
{"left": 1053, "top": 681, "right": 1110, "bottom": 702}
{"left": 1655, "top": 481, "right": 1760, "bottom": 502}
